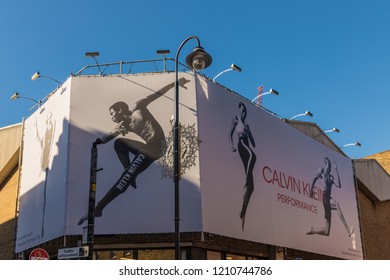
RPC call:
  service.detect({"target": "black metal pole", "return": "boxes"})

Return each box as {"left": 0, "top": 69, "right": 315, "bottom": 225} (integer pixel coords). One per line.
{"left": 174, "top": 36, "right": 201, "bottom": 260}
{"left": 87, "top": 140, "right": 100, "bottom": 260}
{"left": 174, "top": 46, "right": 181, "bottom": 261}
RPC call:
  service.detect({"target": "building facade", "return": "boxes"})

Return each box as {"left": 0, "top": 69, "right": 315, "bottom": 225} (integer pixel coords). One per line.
{"left": 1, "top": 71, "right": 389, "bottom": 260}
{"left": 0, "top": 123, "right": 22, "bottom": 259}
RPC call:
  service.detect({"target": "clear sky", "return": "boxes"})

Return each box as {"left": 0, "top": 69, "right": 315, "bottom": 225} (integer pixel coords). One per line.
{"left": 1, "top": 0, "right": 389, "bottom": 159}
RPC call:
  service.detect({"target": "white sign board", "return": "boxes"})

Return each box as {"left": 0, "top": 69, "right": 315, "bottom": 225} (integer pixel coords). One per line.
{"left": 58, "top": 246, "right": 89, "bottom": 259}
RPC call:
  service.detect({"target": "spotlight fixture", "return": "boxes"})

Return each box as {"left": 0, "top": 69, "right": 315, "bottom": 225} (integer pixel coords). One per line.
{"left": 289, "top": 110, "right": 313, "bottom": 120}
{"left": 324, "top": 128, "right": 340, "bottom": 133}
{"left": 31, "top": 71, "right": 62, "bottom": 85}
{"left": 231, "top": 64, "right": 242, "bottom": 72}
{"left": 10, "top": 92, "right": 41, "bottom": 108}
{"left": 314, "top": 127, "right": 340, "bottom": 139}
{"left": 340, "top": 142, "right": 362, "bottom": 148}
{"left": 213, "top": 63, "right": 241, "bottom": 82}
{"left": 85, "top": 52, "right": 100, "bottom": 58}
{"left": 156, "top": 50, "right": 171, "bottom": 72}
{"left": 156, "top": 49, "right": 170, "bottom": 55}
{"left": 85, "top": 52, "right": 102, "bottom": 75}
{"left": 251, "top": 88, "right": 279, "bottom": 104}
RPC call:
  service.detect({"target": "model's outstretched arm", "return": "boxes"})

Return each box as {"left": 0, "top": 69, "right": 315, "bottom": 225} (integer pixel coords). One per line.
{"left": 309, "top": 169, "right": 323, "bottom": 198}
{"left": 35, "top": 118, "right": 43, "bottom": 146}
{"left": 98, "top": 122, "right": 123, "bottom": 144}
{"left": 135, "top": 77, "right": 190, "bottom": 108}
{"left": 333, "top": 161, "right": 341, "bottom": 188}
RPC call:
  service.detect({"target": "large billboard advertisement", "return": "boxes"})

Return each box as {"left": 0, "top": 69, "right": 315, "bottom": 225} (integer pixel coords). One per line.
{"left": 66, "top": 73, "right": 202, "bottom": 235}
{"left": 16, "top": 83, "right": 71, "bottom": 252}
{"left": 16, "top": 73, "right": 203, "bottom": 252}
{"left": 197, "top": 77, "right": 363, "bottom": 259}
{"left": 16, "top": 71, "right": 362, "bottom": 259}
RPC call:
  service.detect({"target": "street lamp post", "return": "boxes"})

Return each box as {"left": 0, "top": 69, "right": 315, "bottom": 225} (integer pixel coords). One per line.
{"left": 174, "top": 36, "right": 212, "bottom": 260}
{"left": 86, "top": 139, "right": 101, "bottom": 260}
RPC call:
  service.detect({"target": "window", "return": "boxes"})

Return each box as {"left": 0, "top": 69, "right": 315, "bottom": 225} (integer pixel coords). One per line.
{"left": 96, "top": 250, "right": 136, "bottom": 260}
{"left": 207, "top": 251, "right": 222, "bottom": 260}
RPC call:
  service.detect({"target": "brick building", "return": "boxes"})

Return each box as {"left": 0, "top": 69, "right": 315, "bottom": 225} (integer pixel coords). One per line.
{"left": 0, "top": 123, "right": 22, "bottom": 259}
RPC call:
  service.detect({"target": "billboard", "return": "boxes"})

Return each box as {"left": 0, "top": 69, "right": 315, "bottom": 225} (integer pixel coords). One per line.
{"left": 16, "top": 71, "right": 362, "bottom": 259}
{"left": 65, "top": 73, "right": 202, "bottom": 235}
{"left": 16, "top": 73, "right": 203, "bottom": 252}
{"left": 196, "top": 76, "right": 363, "bottom": 259}
{"left": 16, "top": 83, "right": 71, "bottom": 252}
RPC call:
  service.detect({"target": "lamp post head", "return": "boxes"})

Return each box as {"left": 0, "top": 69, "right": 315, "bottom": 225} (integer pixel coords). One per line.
{"left": 270, "top": 89, "right": 279, "bottom": 96}
{"left": 185, "top": 46, "right": 212, "bottom": 71}
{"left": 332, "top": 128, "right": 340, "bottom": 133}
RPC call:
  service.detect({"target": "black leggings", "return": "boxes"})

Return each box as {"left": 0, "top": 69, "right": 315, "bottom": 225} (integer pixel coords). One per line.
{"left": 95, "top": 138, "right": 162, "bottom": 215}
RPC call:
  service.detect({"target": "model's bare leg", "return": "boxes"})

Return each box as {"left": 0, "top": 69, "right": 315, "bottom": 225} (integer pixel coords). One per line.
{"left": 333, "top": 199, "right": 355, "bottom": 237}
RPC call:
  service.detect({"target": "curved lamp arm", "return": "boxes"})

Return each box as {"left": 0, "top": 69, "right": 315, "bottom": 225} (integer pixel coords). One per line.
{"left": 289, "top": 110, "right": 313, "bottom": 120}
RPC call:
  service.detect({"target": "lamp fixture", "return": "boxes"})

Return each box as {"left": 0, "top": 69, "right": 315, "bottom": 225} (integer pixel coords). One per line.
{"left": 340, "top": 142, "right": 361, "bottom": 148}
{"left": 289, "top": 110, "right": 313, "bottom": 120}
{"left": 251, "top": 88, "right": 279, "bottom": 104}
{"left": 324, "top": 128, "right": 340, "bottom": 134}
{"left": 156, "top": 50, "right": 171, "bottom": 72}
{"left": 185, "top": 46, "right": 212, "bottom": 71}
{"left": 314, "top": 127, "right": 340, "bottom": 139}
{"left": 10, "top": 92, "right": 20, "bottom": 100}
{"left": 85, "top": 51, "right": 102, "bottom": 75}
{"left": 10, "top": 92, "right": 41, "bottom": 109}
{"left": 156, "top": 49, "right": 170, "bottom": 55}
{"left": 31, "top": 71, "right": 62, "bottom": 85}
{"left": 213, "top": 63, "right": 241, "bottom": 82}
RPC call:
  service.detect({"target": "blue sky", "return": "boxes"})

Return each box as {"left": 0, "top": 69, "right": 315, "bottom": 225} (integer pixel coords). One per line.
{"left": 1, "top": 0, "right": 389, "bottom": 159}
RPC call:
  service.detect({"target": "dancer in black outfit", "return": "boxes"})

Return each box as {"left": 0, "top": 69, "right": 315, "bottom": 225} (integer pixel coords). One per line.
{"left": 78, "top": 77, "right": 190, "bottom": 225}
{"left": 229, "top": 102, "right": 256, "bottom": 231}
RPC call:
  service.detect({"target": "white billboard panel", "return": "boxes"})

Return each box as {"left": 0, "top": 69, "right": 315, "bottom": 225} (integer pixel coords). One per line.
{"left": 66, "top": 73, "right": 202, "bottom": 235}
{"left": 197, "top": 77, "right": 363, "bottom": 259}
{"left": 16, "top": 84, "right": 71, "bottom": 252}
